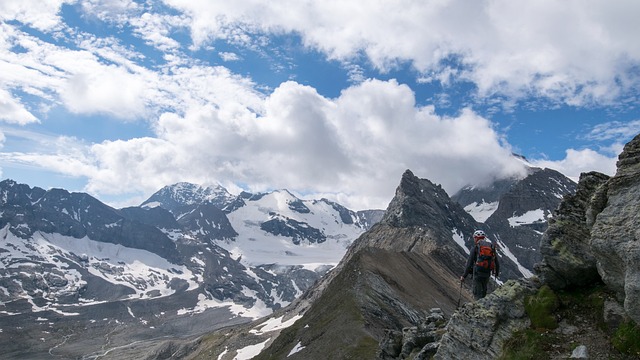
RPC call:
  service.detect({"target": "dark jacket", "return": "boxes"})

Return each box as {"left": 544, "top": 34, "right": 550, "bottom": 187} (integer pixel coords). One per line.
{"left": 462, "top": 238, "right": 500, "bottom": 279}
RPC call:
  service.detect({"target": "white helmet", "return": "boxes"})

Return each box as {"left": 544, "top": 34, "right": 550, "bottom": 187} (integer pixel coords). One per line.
{"left": 473, "top": 230, "right": 486, "bottom": 239}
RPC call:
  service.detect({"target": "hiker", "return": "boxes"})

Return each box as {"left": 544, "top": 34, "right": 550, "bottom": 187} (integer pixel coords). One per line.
{"left": 460, "top": 230, "right": 499, "bottom": 300}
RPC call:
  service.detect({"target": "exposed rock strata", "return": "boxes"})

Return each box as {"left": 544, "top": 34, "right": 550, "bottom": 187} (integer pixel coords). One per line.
{"left": 535, "top": 171, "right": 610, "bottom": 289}
{"left": 591, "top": 133, "right": 640, "bottom": 324}
{"left": 434, "top": 279, "right": 538, "bottom": 359}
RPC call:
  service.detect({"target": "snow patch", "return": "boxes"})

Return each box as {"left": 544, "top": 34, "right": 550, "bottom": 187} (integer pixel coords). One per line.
{"left": 451, "top": 229, "right": 470, "bottom": 255}
{"left": 464, "top": 201, "right": 499, "bottom": 223}
{"left": 288, "top": 341, "right": 305, "bottom": 357}
{"left": 508, "top": 209, "right": 545, "bottom": 227}
{"left": 250, "top": 314, "right": 303, "bottom": 335}
{"left": 495, "top": 238, "right": 534, "bottom": 278}
{"left": 234, "top": 338, "right": 271, "bottom": 360}
{"left": 177, "top": 291, "right": 271, "bottom": 320}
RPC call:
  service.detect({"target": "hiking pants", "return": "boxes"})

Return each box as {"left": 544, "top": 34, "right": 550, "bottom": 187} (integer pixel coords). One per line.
{"left": 472, "top": 275, "right": 490, "bottom": 300}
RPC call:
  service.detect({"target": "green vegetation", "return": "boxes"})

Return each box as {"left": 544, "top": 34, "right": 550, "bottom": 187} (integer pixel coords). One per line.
{"left": 500, "top": 283, "right": 640, "bottom": 359}
{"left": 500, "top": 285, "right": 562, "bottom": 360}
{"left": 524, "top": 285, "right": 560, "bottom": 330}
{"left": 499, "top": 328, "right": 558, "bottom": 360}
{"left": 612, "top": 319, "right": 640, "bottom": 356}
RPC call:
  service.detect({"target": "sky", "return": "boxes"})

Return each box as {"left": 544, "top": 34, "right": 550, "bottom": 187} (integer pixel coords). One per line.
{"left": 0, "top": 0, "right": 639, "bottom": 211}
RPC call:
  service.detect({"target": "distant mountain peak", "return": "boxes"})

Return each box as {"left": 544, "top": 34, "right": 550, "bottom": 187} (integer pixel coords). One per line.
{"left": 140, "top": 181, "right": 236, "bottom": 214}
{"left": 512, "top": 152, "right": 529, "bottom": 163}
{"left": 380, "top": 169, "right": 452, "bottom": 228}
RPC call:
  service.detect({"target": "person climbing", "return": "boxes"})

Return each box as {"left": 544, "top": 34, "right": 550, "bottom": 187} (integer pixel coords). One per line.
{"left": 460, "top": 230, "right": 499, "bottom": 300}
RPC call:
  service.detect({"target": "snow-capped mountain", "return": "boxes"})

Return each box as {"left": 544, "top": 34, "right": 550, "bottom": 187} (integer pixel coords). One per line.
{"left": 143, "top": 184, "right": 382, "bottom": 267}
{"left": 140, "top": 181, "right": 238, "bottom": 217}
{"left": 0, "top": 179, "right": 381, "bottom": 359}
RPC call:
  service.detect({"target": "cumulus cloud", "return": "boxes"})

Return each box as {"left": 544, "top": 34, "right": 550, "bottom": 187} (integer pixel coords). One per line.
{"left": 15, "top": 79, "right": 523, "bottom": 210}
{"left": 219, "top": 52, "right": 240, "bottom": 62}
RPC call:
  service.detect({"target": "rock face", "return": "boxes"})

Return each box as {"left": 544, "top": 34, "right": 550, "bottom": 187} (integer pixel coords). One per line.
{"left": 591, "top": 133, "right": 640, "bottom": 324}
{"left": 434, "top": 279, "right": 539, "bottom": 360}
{"left": 377, "top": 308, "right": 448, "bottom": 360}
{"left": 534, "top": 134, "right": 640, "bottom": 325}
{"left": 535, "top": 171, "right": 610, "bottom": 289}
{"left": 360, "top": 170, "right": 525, "bottom": 280}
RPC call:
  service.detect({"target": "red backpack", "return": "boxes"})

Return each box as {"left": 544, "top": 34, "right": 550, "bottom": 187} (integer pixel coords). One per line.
{"left": 475, "top": 240, "right": 496, "bottom": 274}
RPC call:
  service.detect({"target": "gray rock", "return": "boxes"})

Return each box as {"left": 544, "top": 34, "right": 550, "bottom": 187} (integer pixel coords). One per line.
{"left": 570, "top": 344, "right": 589, "bottom": 358}
{"left": 591, "top": 133, "right": 640, "bottom": 324}
{"left": 433, "top": 279, "right": 538, "bottom": 360}
{"left": 603, "top": 296, "right": 626, "bottom": 333}
{"left": 535, "top": 171, "right": 609, "bottom": 290}
{"left": 414, "top": 341, "right": 439, "bottom": 360}
{"left": 378, "top": 329, "right": 403, "bottom": 359}
{"left": 376, "top": 308, "right": 448, "bottom": 360}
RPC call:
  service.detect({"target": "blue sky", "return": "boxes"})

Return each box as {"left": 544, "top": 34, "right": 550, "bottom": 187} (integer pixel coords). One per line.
{"left": 0, "top": 0, "right": 639, "bottom": 210}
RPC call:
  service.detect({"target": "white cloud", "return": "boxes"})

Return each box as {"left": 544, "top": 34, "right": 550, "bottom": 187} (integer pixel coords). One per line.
{"left": 529, "top": 119, "right": 638, "bottom": 181}
{"left": 0, "top": 88, "right": 39, "bottom": 124}
{"left": 129, "top": 13, "right": 184, "bottom": 52}
{"left": 165, "top": 0, "right": 640, "bottom": 107}
{"left": 219, "top": 52, "right": 240, "bottom": 62}
{"left": 4, "top": 1, "right": 640, "bottom": 109}
{"left": 585, "top": 120, "right": 640, "bottom": 142}
{"left": 59, "top": 65, "right": 150, "bottom": 119}
{"left": 2, "top": 79, "right": 528, "bottom": 210}
{"left": 530, "top": 148, "right": 618, "bottom": 182}
{"left": 0, "top": 0, "right": 71, "bottom": 31}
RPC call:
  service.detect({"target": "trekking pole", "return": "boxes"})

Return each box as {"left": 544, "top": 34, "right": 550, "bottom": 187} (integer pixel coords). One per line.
{"left": 456, "top": 280, "right": 463, "bottom": 309}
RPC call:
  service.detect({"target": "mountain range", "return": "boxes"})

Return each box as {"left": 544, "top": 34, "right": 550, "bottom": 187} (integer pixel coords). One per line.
{"left": 153, "top": 136, "right": 640, "bottom": 360}
{"left": 0, "top": 156, "right": 577, "bottom": 359}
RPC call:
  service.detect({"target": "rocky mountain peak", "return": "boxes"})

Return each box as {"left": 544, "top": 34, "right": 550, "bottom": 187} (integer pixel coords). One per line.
{"left": 141, "top": 181, "right": 236, "bottom": 215}
{"left": 381, "top": 169, "right": 460, "bottom": 228}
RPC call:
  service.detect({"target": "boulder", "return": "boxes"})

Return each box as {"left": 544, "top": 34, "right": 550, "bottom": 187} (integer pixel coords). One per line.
{"left": 591, "top": 133, "right": 640, "bottom": 324}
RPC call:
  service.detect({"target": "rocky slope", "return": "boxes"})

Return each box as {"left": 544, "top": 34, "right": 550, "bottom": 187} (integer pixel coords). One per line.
{"left": 436, "top": 133, "right": 640, "bottom": 359}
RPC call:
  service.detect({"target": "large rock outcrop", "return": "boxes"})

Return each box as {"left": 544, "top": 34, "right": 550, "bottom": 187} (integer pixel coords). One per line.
{"left": 535, "top": 133, "right": 640, "bottom": 325}
{"left": 591, "top": 133, "right": 640, "bottom": 324}
{"left": 535, "top": 171, "right": 610, "bottom": 289}
{"left": 434, "top": 279, "right": 539, "bottom": 359}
